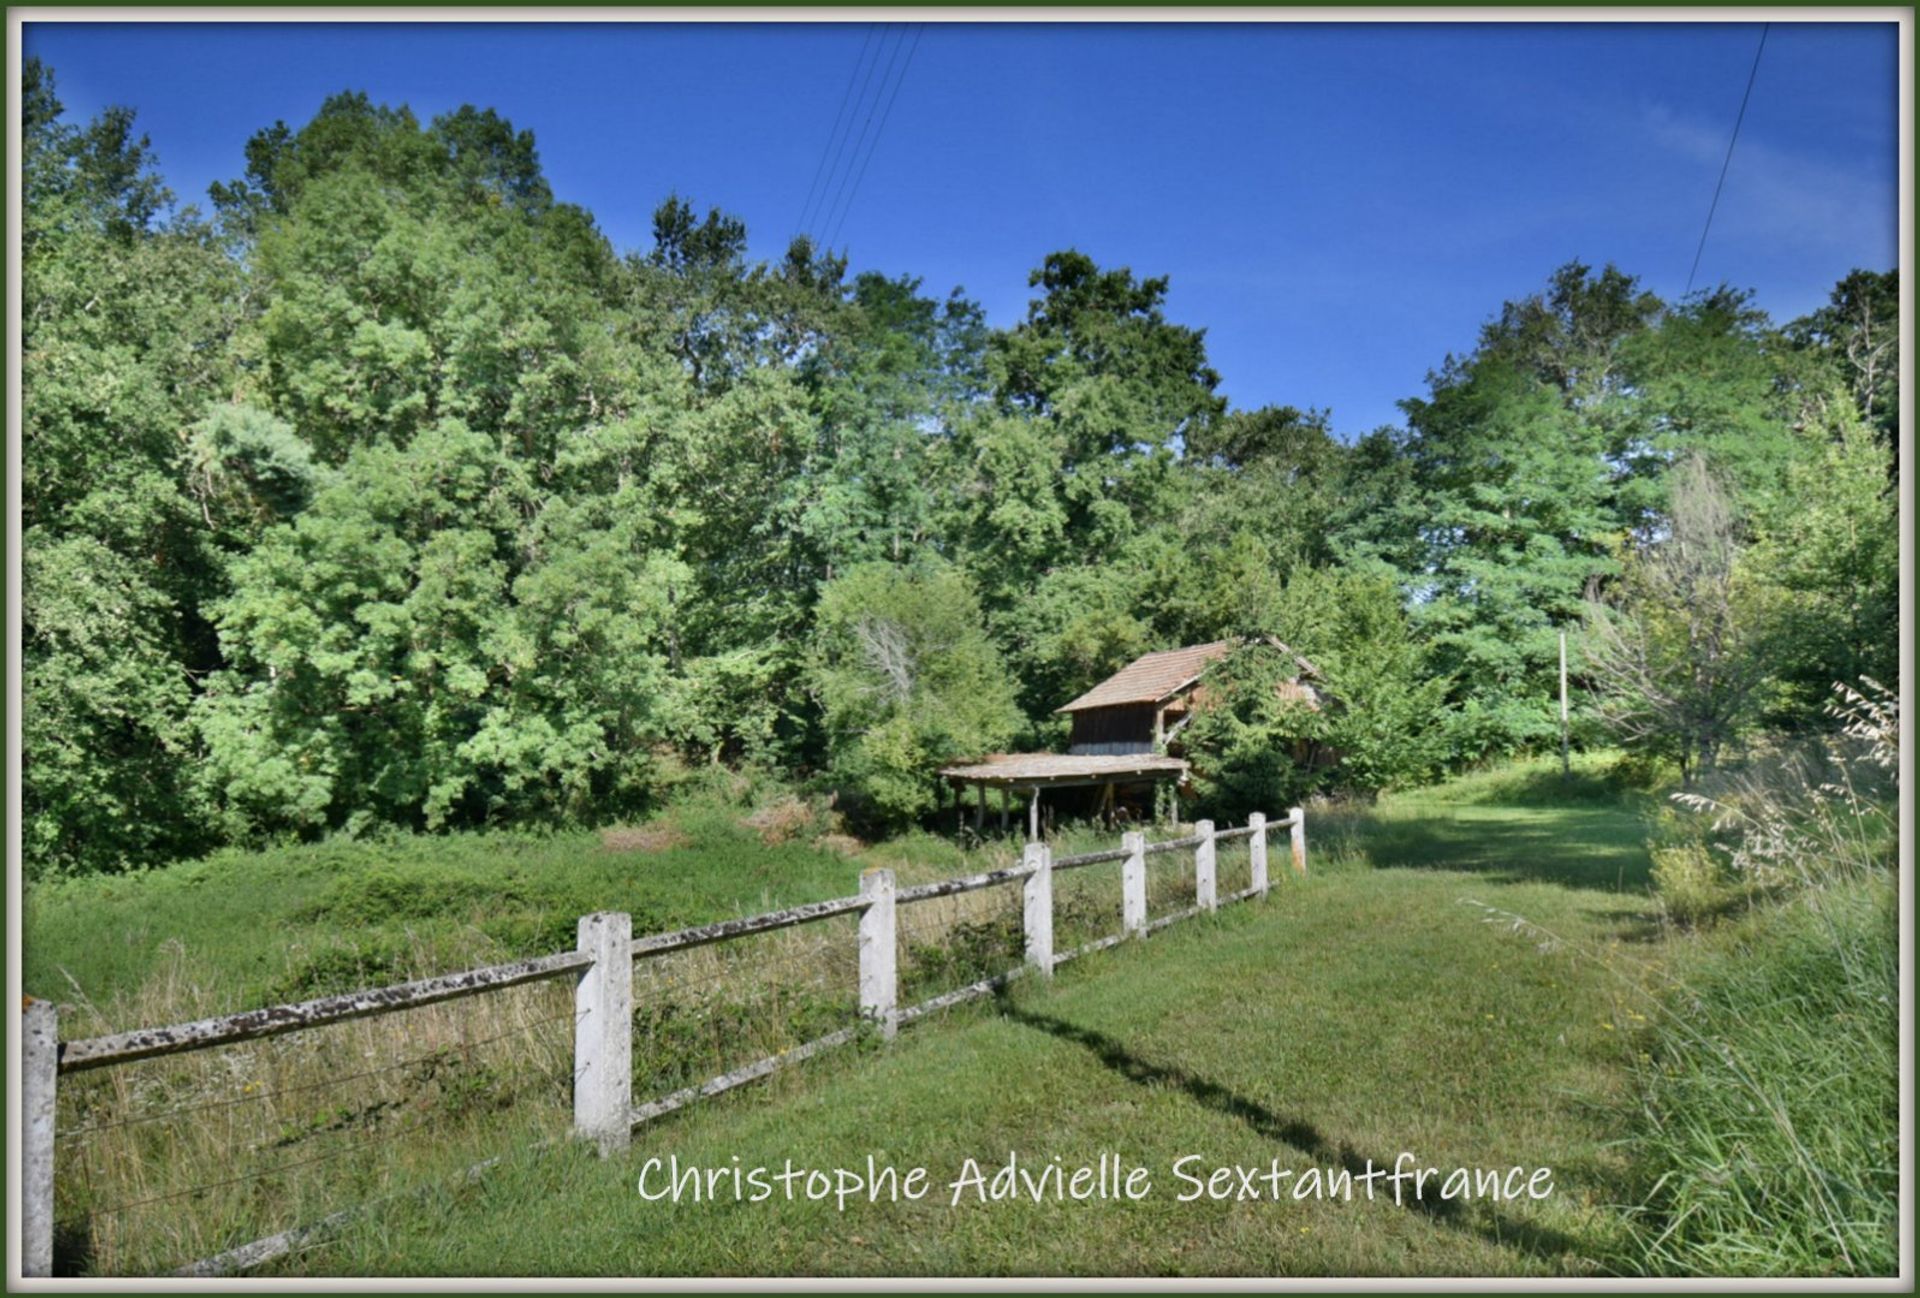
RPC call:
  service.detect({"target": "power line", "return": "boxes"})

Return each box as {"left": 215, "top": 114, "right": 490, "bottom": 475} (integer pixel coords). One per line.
{"left": 1684, "top": 23, "right": 1769, "bottom": 298}
{"left": 815, "top": 24, "right": 912, "bottom": 249}
{"left": 794, "top": 24, "right": 881, "bottom": 241}
{"left": 814, "top": 24, "right": 907, "bottom": 248}
{"left": 799, "top": 24, "right": 894, "bottom": 241}
{"left": 824, "top": 24, "right": 925, "bottom": 252}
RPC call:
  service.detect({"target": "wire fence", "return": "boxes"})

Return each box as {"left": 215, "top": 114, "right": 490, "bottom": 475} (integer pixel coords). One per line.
{"left": 1144, "top": 837, "right": 1199, "bottom": 916}
{"left": 630, "top": 913, "right": 861, "bottom": 1105}
{"left": 1215, "top": 829, "right": 1255, "bottom": 899}
{"left": 1054, "top": 857, "right": 1127, "bottom": 957}
{"left": 28, "top": 810, "right": 1304, "bottom": 1278}
{"left": 51, "top": 980, "right": 575, "bottom": 1276}
{"left": 897, "top": 877, "right": 1026, "bottom": 1010}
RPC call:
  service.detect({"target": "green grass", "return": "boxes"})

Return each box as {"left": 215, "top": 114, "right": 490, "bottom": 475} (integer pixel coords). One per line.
{"left": 238, "top": 754, "right": 1671, "bottom": 1277}
{"left": 39, "top": 751, "right": 1897, "bottom": 1277}
{"left": 26, "top": 794, "right": 880, "bottom": 1030}
{"left": 1610, "top": 877, "right": 1899, "bottom": 1276}
{"left": 292, "top": 883, "right": 1647, "bottom": 1277}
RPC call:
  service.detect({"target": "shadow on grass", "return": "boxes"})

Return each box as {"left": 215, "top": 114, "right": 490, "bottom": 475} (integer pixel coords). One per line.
{"left": 1000, "top": 1000, "right": 1589, "bottom": 1267}
{"left": 1430, "top": 765, "right": 1659, "bottom": 810}
{"left": 1323, "top": 806, "right": 1654, "bottom": 895}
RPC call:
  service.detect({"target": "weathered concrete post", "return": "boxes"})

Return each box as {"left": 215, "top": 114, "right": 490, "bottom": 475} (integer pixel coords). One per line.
{"left": 1022, "top": 842, "right": 1053, "bottom": 977}
{"left": 1195, "top": 819, "right": 1217, "bottom": 912}
{"left": 1248, "top": 812, "right": 1269, "bottom": 897}
{"left": 1121, "top": 831, "right": 1147, "bottom": 937}
{"left": 858, "top": 868, "right": 898, "bottom": 1040}
{"left": 1290, "top": 806, "right": 1308, "bottom": 875}
{"left": 23, "top": 997, "right": 56, "bottom": 1278}
{"left": 573, "top": 911, "right": 632, "bottom": 1155}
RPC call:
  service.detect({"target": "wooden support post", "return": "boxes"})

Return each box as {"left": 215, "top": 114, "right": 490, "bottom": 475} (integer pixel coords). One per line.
{"left": 1290, "top": 806, "right": 1308, "bottom": 875}
{"left": 974, "top": 782, "right": 985, "bottom": 832}
{"left": 23, "top": 998, "right": 56, "bottom": 1278}
{"left": 1559, "top": 629, "right": 1571, "bottom": 780}
{"left": 858, "top": 869, "right": 897, "bottom": 1041}
{"left": 573, "top": 911, "right": 632, "bottom": 1155}
{"left": 1000, "top": 787, "right": 1009, "bottom": 833}
{"left": 1121, "top": 831, "right": 1147, "bottom": 936}
{"left": 1028, "top": 787, "right": 1041, "bottom": 842}
{"left": 1023, "top": 842, "right": 1053, "bottom": 977}
{"left": 1100, "top": 781, "right": 1116, "bottom": 829}
{"left": 1195, "top": 819, "right": 1217, "bottom": 912}
{"left": 1249, "top": 812, "right": 1269, "bottom": 897}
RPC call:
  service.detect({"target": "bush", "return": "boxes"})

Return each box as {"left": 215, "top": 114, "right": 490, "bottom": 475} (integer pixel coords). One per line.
{"left": 809, "top": 558, "right": 1021, "bottom": 831}
{"left": 1184, "top": 572, "right": 1451, "bottom": 817}
{"left": 1648, "top": 841, "right": 1728, "bottom": 926}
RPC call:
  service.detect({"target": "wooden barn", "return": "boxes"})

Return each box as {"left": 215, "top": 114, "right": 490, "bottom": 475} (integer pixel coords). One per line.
{"left": 1056, "top": 639, "right": 1318, "bottom": 755}
{"left": 939, "top": 638, "right": 1319, "bottom": 836}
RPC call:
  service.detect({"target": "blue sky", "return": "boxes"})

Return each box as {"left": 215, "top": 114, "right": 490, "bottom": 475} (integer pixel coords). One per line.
{"left": 24, "top": 19, "right": 1901, "bottom": 435}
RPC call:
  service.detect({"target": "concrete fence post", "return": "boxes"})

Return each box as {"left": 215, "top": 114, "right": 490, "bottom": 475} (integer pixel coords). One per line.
{"left": 1290, "top": 806, "right": 1308, "bottom": 875}
{"left": 858, "top": 868, "right": 898, "bottom": 1040}
{"left": 1121, "top": 831, "right": 1147, "bottom": 937}
{"left": 1023, "top": 842, "right": 1053, "bottom": 977}
{"left": 1195, "top": 819, "right": 1217, "bottom": 912}
{"left": 1248, "top": 812, "right": 1269, "bottom": 897}
{"left": 573, "top": 911, "right": 633, "bottom": 1155}
{"left": 23, "top": 998, "right": 56, "bottom": 1278}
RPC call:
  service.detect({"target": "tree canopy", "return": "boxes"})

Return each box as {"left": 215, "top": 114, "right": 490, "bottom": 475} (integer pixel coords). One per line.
{"left": 21, "top": 60, "right": 1901, "bottom": 875}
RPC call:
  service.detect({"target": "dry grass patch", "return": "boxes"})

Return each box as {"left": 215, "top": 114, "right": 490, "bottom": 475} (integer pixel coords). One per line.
{"left": 741, "top": 797, "right": 818, "bottom": 845}
{"left": 598, "top": 823, "right": 691, "bottom": 854}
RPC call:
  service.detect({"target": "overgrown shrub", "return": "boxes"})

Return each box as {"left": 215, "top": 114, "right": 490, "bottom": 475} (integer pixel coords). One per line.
{"left": 1647, "top": 841, "right": 1727, "bottom": 926}
{"left": 809, "top": 559, "right": 1021, "bottom": 832}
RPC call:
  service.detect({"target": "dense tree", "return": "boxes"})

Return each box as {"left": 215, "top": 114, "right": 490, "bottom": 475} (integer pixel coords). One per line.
{"left": 1787, "top": 268, "right": 1900, "bottom": 450}
{"left": 808, "top": 560, "right": 1021, "bottom": 828}
{"left": 198, "top": 419, "right": 685, "bottom": 836}
{"left": 1583, "top": 457, "right": 1769, "bottom": 784}
{"left": 1746, "top": 400, "right": 1900, "bottom": 727}
{"left": 18, "top": 67, "right": 1902, "bottom": 873}
{"left": 22, "top": 60, "right": 239, "bottom": 876}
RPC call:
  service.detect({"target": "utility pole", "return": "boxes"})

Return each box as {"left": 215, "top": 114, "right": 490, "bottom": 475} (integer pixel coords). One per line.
{"left": 1559, "top": 629, "right": 1571, "bottom": 780}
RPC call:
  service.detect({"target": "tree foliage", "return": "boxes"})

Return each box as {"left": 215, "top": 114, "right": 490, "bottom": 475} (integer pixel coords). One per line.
{"left": 1583, "top": 457, "right": 1768, "bottom": 784}
{"left": 19, "top": 64, "right": 1902, "bottom": 874}
{"left": 809, "top": 561, "right": 1021, "bottom": 829}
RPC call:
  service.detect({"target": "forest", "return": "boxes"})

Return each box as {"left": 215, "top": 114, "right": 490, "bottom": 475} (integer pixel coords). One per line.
{"left": 21, "top": 59, "right": 1901, "bottom": 879}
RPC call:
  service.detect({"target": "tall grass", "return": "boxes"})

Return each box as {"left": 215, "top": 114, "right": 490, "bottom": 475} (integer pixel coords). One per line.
{"left": 1620, "top": 879, "right": 1896, "bottom": 1275}
{"left": 1616, "top": 680, "right": 1900, "bottom": 1276}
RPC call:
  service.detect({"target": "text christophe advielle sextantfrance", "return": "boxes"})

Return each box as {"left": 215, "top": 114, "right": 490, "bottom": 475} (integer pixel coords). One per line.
{"left": 634, "top": 1152, "right": 1555, "bottom": 1212}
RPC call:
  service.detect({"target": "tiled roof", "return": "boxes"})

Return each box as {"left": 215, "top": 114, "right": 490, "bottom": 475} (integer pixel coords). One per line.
{"left": 1053, "top": 641, "right": 1236, "bottom": 714}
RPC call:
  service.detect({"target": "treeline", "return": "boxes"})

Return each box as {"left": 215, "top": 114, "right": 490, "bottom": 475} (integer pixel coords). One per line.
{"left": 23, "top": 62, "right": 1900, "bottom": 875}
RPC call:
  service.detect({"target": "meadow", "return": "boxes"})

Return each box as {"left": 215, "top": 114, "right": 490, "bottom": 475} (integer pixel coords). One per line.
{"left": 26, "top": 753, "right": 1897, "bottom": 1277}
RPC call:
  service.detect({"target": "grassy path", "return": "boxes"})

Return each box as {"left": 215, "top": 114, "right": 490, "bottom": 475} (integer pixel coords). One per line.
{"left": 290, "top": 759, "right": 1663, "bottom": 1276}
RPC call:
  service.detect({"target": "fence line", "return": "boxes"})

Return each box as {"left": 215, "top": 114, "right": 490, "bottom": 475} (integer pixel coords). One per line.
{"left": 55, "top": 949, "right": 592, "bottom": 1074}
{"left": 23, "top": 808, "right": 1305, "bottom": 1278}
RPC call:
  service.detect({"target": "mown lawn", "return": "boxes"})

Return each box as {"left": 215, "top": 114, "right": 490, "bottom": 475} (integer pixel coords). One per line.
{"left": 264, "top": 755, "right": 1668, "bottom": 1277}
